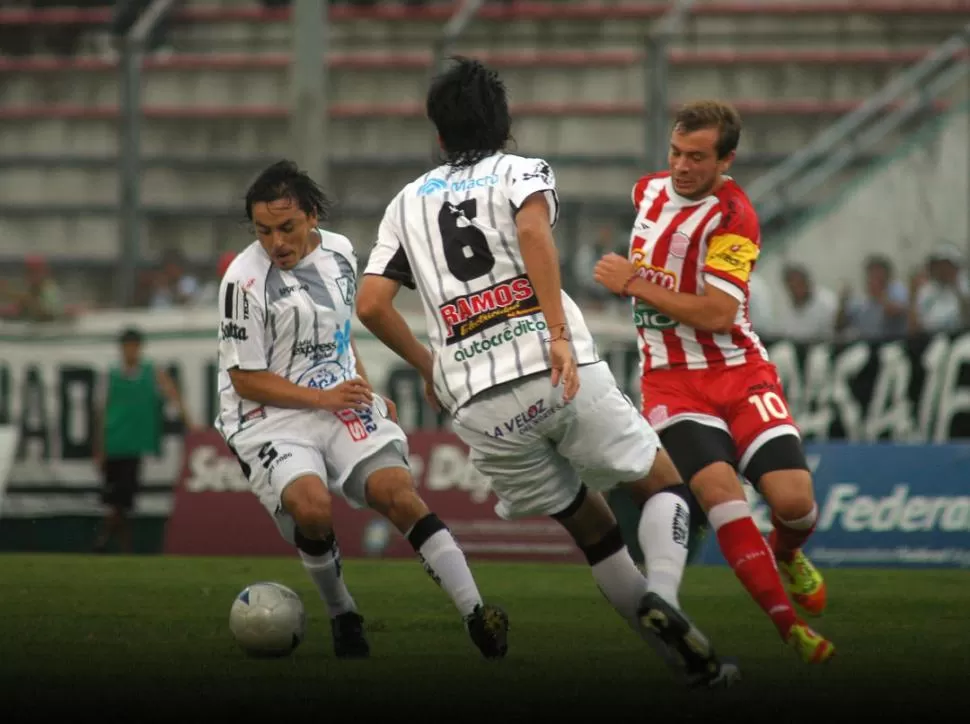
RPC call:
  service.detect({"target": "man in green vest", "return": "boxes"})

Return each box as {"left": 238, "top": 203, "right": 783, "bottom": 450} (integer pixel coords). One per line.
{"left": 92, "top": 327, "right": 194, "bottom": 553}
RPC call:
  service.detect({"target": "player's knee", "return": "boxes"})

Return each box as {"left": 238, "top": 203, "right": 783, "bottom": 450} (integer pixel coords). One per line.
{"left": 622, "top": 448, "right": 685, "bottom": 506}
{"left": 365, "top": 467, "right": 428, "bottom": 531}
{"left": 759, "top": 469, "right": 815, "bottom": 521}
{"left": 688, "top": 462, "right": 746, "bottom": 511}
{"left": 551, "top": 485, "right": 618, "bottom": 549}
{"left": 281, "top": 476, "right": 333, "bottom": 537}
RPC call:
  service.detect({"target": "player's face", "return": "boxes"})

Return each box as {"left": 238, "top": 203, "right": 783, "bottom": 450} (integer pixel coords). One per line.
{"left": 668, "top": 126, "right": 734, "bottom": 200}
{"left": 121, "top": 340, "right": 141, "bottom": 367}
{"left": 251, "top": 198, "right": 318, "bottom": 270}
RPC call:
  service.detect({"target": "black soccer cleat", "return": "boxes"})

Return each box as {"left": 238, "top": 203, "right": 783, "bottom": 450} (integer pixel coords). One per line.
{"left": 464, "top": 603, "right": 509, "bottom": 659}
{"left": 331, "top": 611, "right": 370, "bottom": 659}
{"left": 638, "top": 592, "right": 741, "bottom": 689}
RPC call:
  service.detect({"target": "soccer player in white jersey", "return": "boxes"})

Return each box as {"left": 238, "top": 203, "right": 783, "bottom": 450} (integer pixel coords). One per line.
{"left": 356, "top": 57, "right": 738, "bottom": 688}
{"left": 593, "top": 101, "right": 835, "bottom": 664}
{"left": 215, "top": 160, "right": 508, "bottom": 661}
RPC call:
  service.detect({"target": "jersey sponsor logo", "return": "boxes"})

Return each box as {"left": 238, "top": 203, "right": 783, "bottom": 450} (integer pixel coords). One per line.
{"left": 336, "top": 407, "right": 378, "bottom": 442}
{"left": 220, "top": 321, "right": 248, "bottom": 341}
{"left": 418, "top": 174, "right": 500, "bottom": 196}
{"left": 293, "top": 339, "right": 338, "bottom": 360}
{"left": 298, "top": 362, "right": 345, "bottom": 390}
{"left": 453, "top": 317, "right": 547, "bottom": 362}
{"left": 486, "top": 397, "right": 562, "bottom": 438}
{"left": 633, "top": 302, "right": 677, "bottom": 330}
{"left": 439, "top": 274, "right": 540, "bottom": 344}
{"left": 630, "top": 253, "right": 677, "bottom": 291}
{"left": 646, "top": 404, "right": 669, "bottom": 427}
{"left": 278, "top": 283, "right": 309, "bottom": 298}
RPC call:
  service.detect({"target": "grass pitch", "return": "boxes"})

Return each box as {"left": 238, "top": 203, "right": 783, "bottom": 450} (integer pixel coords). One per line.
{"left": 1, "top": 554, "right": 967, "bottom": 721}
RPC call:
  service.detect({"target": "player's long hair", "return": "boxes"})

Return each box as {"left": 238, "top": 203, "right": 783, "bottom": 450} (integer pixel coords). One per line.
{"left": 244, "top": 160, "right": 333, "bottom": 222}
{"left": 427, "top": 56, "right": 512, "bottom": 168}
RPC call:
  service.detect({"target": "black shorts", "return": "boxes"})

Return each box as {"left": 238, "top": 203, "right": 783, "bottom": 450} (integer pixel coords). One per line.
{"left": 102, "top": 456, "right": 142, "bottom": 511}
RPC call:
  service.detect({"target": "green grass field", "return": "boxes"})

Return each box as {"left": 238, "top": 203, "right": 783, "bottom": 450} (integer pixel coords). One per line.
{"left": 2, "top": 554, "right": 968, "bottom": 721}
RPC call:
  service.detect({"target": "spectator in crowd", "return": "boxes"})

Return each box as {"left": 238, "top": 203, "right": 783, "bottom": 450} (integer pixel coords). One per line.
{"left": 909, "top": 243, "right": 970, "bottom": 334}
{"left": 836, "top": 254, "right": 909, "bottom": 340}
{"left": 92, "top": 327, "right": 196, "bottom": 553}
{"left": 775, "top": 263, "right": 838, "bottom": 342}
{"left": 0, "top": 255, "right": 65, "bottom": 322}
{"left": 150, "top": 249, "right": 199, "bottom": 309}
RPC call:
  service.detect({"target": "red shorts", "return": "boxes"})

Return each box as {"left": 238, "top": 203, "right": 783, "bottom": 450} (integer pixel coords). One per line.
{"left": 640, "top": 360, "right": 800, "bottom": 470}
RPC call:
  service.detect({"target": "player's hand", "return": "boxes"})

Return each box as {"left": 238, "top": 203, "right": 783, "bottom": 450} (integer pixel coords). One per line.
{"left": 594, "top": 253, "right": 637, "bottom": 295}
{"left": 317, "top": 377, "right": 373, "bottom": 412}
{"left": 423, "top": 378, "right": 442, "bottom": 413}
{"left": 549, "top": 338, "right": 579, "bottom": 403}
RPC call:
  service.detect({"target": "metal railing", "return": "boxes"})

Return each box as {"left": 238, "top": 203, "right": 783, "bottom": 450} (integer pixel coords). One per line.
{"left": 117, "top": 0, "right": 179, "bottom": 307}
{"left": 427, "top": 0, "right": 485, "bottom": 160}
{"left": 644, "top": 0, "right": 698, "bottom": 171}
{"left": 748, "top": 22, "right": 970, "bottom": 230}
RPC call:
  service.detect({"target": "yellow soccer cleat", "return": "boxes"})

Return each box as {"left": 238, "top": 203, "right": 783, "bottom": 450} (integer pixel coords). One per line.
{"left": 778, "top": 549, "right": 827, "bottom": 616}
{"left": 787, "top": 621, "right": 835, "bottom": 664}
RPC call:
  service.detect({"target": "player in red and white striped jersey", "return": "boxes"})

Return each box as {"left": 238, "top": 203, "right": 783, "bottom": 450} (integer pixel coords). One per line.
{"left": 594, "top": 101, "right": 834, "bottom": 665}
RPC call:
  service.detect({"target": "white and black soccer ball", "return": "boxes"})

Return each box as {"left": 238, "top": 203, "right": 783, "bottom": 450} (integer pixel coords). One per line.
{"left": 229, "top": 582, "right": 306, "bottom": 657}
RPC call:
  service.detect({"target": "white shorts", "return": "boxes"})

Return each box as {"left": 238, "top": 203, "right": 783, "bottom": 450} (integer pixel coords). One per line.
{"left": 451, "top": 361, "right": 661, "bottom": 520}
{"left": 228, "top": 396, "right": 409, "bottom": 544}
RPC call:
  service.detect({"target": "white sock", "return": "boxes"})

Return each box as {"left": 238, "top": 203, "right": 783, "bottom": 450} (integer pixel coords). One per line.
{"left": 299, "top": 546, "right": 357, "bottom": 618}
{"left": 590, "top": 546, "right": 649, "bottom": 623}
{"left": 638, "top": 491, "right": 690, "bottom": 610}
{"left": 589, "top": 543, "right": 686, "bottom": 671}
{"left": 412, "top": 528, "right": 483, "bottom": 617}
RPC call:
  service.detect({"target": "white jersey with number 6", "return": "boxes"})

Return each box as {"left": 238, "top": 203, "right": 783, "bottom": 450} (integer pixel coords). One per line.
{"left": 363, "top": 152, "right": 599, "bottom": 413}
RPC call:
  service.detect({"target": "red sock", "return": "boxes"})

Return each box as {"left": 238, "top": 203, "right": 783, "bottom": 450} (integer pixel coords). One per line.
{"left": 768, "top": 513, "right": 816, "bottom": 564}
{"left": 717, "top": 516, "right": 797, "bottom": 639}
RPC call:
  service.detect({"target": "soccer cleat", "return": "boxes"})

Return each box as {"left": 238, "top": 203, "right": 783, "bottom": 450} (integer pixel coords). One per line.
{"left": 638, "top": 592, "right": 741, "bottom": 689}
{"left": 777, "top": 548, "right": 828, "bottom": 616}
{"left": 331, "top": 611, "right": 370, "bottom": 659}
{"left": 464, "top": 603, "right": 509, "bottom": 659}
{"left": 787, "top": 621, "right": 835, "bottom": 664}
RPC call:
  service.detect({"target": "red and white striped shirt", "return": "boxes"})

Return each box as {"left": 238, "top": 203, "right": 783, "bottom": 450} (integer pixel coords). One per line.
{"left": 628, "top": 172, "right": 769, "bottom": 373}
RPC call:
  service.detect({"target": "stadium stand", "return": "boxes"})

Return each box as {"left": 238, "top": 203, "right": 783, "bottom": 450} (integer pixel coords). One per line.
{"left": 0, "top": 0, "right": 968, "bottom": 304}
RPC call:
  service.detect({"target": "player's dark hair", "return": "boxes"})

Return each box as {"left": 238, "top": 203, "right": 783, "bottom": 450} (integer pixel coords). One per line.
{"left": 426, "top": 56, "right": 512, "bottom": 168}
{"left": 244, "top": 160, "right": 332, "bottom": 222}
{"left": 673, "top": 100, "right": 742, "bottom": 159}
{"left": 119, "top": 327, "right": 143, "bottom": 345}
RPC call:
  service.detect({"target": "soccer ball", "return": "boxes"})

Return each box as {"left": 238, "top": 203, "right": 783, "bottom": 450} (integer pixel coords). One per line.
{"left": 229, "top": 582, "right": 306, "bottom": 657}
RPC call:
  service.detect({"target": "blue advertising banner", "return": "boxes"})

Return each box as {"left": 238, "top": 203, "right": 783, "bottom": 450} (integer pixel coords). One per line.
{"left": 694, "top": 443, "right": 970, "bottom": 568}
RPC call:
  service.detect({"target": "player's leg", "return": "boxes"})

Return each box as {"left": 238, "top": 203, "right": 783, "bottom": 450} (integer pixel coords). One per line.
{"left": 325, "top": 407, "right": 507, "bottom": 660}
{"left": 552, "top": 362, "right": 738, "bottom": 687}
{"left": 94, "top": 456, "right": 137, "bottom": 553}
{"left": 736, "top": 402, "right": 827, "bottom": 616}
{"left": 232, "top": 437, "right": 368, "bottom": 658}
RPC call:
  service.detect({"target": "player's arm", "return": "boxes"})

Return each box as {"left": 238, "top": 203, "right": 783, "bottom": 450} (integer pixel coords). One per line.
{"left": 218, "top": 275, "right": 370, "bottom": 410}
{"left": 628, "top": 276, "right": 738, "bottom": 334}
{"left": 515, "top": 193, "right": 567, "bottom": 331}
{"left": 357, "top": 203, "right": 435, "bottom": 381}
{"left": 155, "top": 367, "right": 195, "bottom": 430}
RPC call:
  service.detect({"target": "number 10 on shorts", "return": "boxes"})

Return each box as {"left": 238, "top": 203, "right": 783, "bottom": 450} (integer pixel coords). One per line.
{"left": 748, "top": 391, "right": 789, "bottom": 423}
